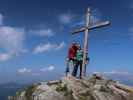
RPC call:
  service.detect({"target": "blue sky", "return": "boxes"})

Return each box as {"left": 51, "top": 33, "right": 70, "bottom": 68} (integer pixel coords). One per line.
{"left": 0, "top": 0, "right": 133, "bottom": 83}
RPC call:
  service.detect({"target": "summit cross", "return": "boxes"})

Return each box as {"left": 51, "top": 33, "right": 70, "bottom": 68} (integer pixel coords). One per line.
{"left": 72, "top": 7, "right": 110, "bottom": 78}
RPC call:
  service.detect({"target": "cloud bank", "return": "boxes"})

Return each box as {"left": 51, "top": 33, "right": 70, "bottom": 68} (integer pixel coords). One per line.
{"left": 0, "top": 26, "right": 25, "bottom": 52}
{"left": 0, "top": 53, "right": 12, "bottom": 61}
{"left": 40, "top": 65, "right": 55, "bottom": 72}
{"left": 33, "top": 41, "right": 65, "bottom": 54}
{"left": 17, "top": 65, "right": 55, "bottom": 76}
{"left": 17, "top": 68, "right": 31, "bottom": 73}
{"left": 30, "top": 28, "right": 54, "bottom": 37}
{"left": 0, "top": 13, "right": 26, "bottom": 61}
{"left": 0, "top": 26, "right": 25, "bottom": 61}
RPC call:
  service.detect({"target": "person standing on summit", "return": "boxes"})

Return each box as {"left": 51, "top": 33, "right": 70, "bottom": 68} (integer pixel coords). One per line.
{"left": 72, "top": 44, "right": 89, "bottom": 79}
{"left": 66, "top": 42, "right": 78, "bottom": 76}
{"left": 72, "top": 44, "right": 83, "bottom": 78}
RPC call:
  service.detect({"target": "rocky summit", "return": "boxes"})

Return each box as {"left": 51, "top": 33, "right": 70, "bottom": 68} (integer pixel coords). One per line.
{"left": 8, "top": 74, "right": 133, "bottom": 100}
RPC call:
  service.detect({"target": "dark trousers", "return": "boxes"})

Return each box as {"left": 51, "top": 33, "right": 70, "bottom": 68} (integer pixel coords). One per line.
{"left": 72, "top": 60, "right": 82, "bottom": 78}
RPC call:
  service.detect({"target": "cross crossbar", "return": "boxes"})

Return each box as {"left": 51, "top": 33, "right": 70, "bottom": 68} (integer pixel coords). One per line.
{"left": 72, "top": 21, "right": 110, "bottom": 34}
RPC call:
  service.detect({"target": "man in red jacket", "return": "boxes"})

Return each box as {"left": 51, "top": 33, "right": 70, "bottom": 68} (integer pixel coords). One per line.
{"left": 68, "top": 43, "right": 78, "bottom": 60}
{"left": 66, "top": 42, "right": 78, "bottom": 76}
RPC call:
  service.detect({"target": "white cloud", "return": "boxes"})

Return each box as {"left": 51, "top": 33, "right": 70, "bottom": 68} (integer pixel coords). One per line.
{"left": 33, "top": 41, "right": 65, "bottom": 54}
{"left": 58, "top": 13, "right": 74, "bottom": 24}
{"left": 0, "top": 26, "right": 25, "bottom": 54}
{"left": 55, "top": 42, "right": 65, "bottom": 51}
{"left": 93, "top": 71, "right": 101, "bottom": 74}
{"left": 17, "top": 68, "right": 31, "bottom": 73}
{"left": 33, "top": 43, "right": 54, "bottom": 53}
{"left": 55, "top": 42, "right": 65, "bottom": 50}
{"left": 0, "top": 53, "right": 12, "bottom": 61}
{"left": 40, "top": 65, "right": 55, "bottom": 72}
{"left": 30, "top": 28, "right": 54, "bottom": 37}
{"left": 0, "top": 13, "right": 26, "bottom": 61}
{"left": 48, "top": 65, "right": 55, "bottom": 71}
{"left": 17, "top": 65, "right": 55, "bottom": 76}
{"left": 0, "top": 13, "right": 3, "bottom": 25}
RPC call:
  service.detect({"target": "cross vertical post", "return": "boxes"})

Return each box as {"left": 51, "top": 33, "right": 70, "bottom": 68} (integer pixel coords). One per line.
{"left": 82, "top": 8, "right": 91, "bottom": 77}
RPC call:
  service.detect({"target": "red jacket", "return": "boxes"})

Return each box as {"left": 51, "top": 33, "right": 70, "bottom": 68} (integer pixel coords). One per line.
{"left": 68, "top": 45, "right": 78, "bottom": 59}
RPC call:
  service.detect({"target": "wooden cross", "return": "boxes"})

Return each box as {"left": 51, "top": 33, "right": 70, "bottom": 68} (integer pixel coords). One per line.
{"left": 72, "top": 8, "right": 110, "bottom": 78}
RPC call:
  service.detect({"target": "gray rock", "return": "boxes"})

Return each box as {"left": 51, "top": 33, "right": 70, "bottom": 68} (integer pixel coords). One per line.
{"left": 8, "top": 75, "right": 133, "bottom": 100}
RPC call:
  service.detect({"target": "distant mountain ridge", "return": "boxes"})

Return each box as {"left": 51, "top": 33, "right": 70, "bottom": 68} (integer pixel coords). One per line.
{"left": 0, "top": 82, "right": 27, "bottom": 100}
{"left": 103, "top": 74, "right": 133, "bottom": 86}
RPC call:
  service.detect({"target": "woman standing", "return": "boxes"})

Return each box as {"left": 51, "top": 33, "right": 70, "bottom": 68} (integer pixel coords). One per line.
{"left": 72, "top": 44, "right": 83, "bottom": 79}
